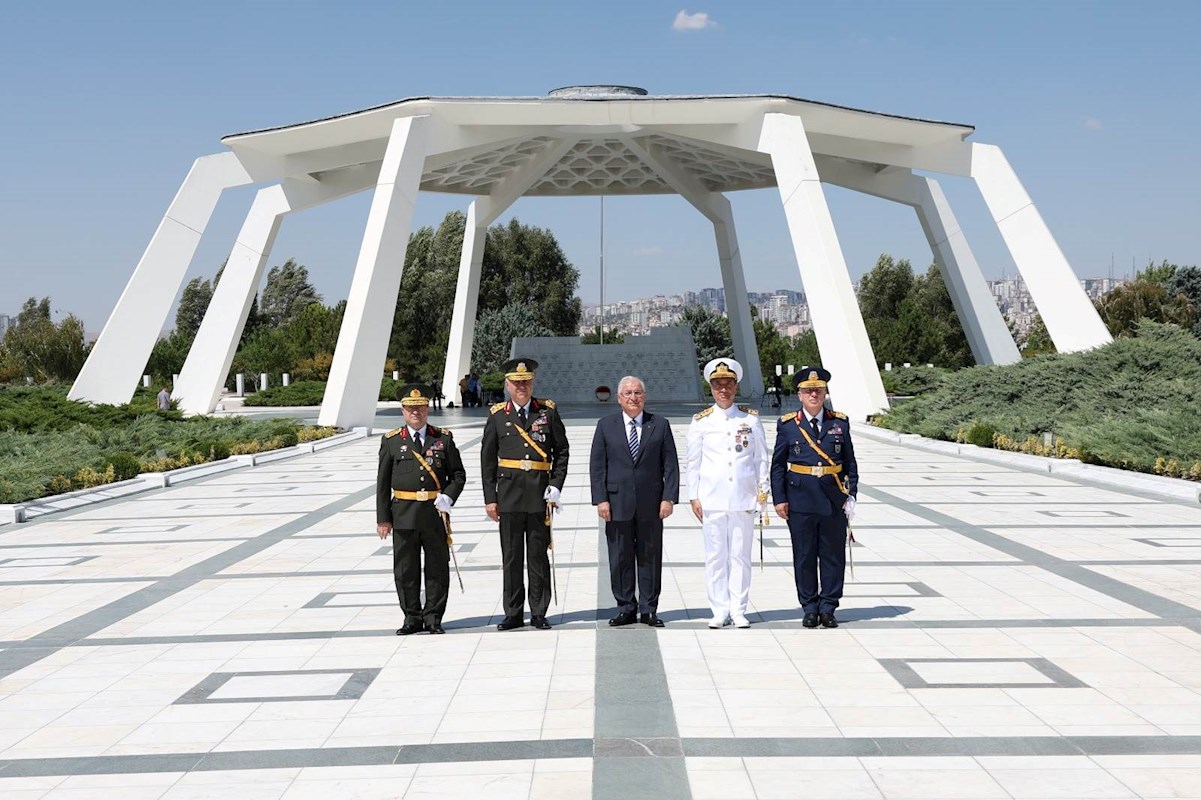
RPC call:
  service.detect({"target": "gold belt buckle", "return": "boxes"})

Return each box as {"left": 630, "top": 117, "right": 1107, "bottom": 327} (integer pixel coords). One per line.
{"left": 810, "top": 466, "right": 824, "bottom": 477}
{"left": 520, "top": 458, "right": 532, "bottom": 472}
{"left": 415, "top": 490, "right": 430, "bottom": 501}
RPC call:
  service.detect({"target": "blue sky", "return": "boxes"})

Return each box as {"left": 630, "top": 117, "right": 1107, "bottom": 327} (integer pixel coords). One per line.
{"left": 3, "top": 1, "right": 1199, "bottom": 332}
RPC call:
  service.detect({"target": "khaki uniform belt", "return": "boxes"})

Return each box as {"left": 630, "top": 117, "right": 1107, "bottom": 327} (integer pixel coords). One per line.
{"left": 497, "top": 457, "right": 551, "bottom": 472}
{"left": 392, "top": 489, "right": 436, "bottom": 502}
{"left": 788, "top": 463, "right": 842, "bottom": 477}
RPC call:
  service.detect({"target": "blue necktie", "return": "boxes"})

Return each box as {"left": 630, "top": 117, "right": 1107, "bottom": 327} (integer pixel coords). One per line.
{"left": 628, "top": 419, "right": 640, "bottom": 462}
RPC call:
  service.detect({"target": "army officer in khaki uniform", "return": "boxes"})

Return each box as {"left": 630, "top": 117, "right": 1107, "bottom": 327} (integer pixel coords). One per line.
{"left": 377, "top": 384, "right": 466, "bottom": 635}
{"left": 480, "top": 358, "right": 569, "bottom": 631}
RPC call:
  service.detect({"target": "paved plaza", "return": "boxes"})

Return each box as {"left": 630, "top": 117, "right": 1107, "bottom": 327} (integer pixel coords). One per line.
{"left": 2, "top": 404, "right": 1201, "bottom": 798}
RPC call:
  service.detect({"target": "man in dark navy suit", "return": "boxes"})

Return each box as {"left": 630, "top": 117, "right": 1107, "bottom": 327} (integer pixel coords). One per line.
{"left": 589, "top": 376, "right": 680, "bottom": 627}
{"left": 770, "top": 367, "right": 859, "bottom": 629}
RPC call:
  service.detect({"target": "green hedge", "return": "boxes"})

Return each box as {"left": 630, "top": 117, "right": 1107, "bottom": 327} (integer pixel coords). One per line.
{"left": 0, "top": 386, "right": 339, "bottom": 503}
{"left": 880, "top": 365, "right": 947, "bottom": 396}
{"left": 245, "top": 378, "right": 428, "bottom": 407}
{"left": 873, "top": 322, "right": 1201, "bottom": 480}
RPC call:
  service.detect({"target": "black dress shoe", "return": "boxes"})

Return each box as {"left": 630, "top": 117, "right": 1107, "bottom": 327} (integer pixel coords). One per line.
{"left": 531, "top": 615, "right": 552, "bottom": 630}
{"left": 802, "top": 612, "right": 820, "bottom": 629}
{"left": 396, "top": 623, "right": 423, "bottom": 635}
{"left": 496, "top": 616, "right": 525, "bottom": 631}
{"left": 820, "top": 612, "right": 839, "bottom": 629}
{"left": 428, "top": 623, "right": 445, "bottom": 634}
{"left": 608, "top": 611, "right": 637, "bottom": 627}
{"left": 640, "top": 613, "right": 666, "bottom": 628}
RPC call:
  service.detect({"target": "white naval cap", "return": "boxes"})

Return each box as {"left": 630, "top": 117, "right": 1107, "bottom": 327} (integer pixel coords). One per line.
{"left": 702, "top": 358, "right": 743, "bottom": 383}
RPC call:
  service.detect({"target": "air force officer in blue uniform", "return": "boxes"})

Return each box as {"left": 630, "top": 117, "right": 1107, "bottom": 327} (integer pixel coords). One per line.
{"left": 770, "top": 367, "right": 858, "bottom": 629}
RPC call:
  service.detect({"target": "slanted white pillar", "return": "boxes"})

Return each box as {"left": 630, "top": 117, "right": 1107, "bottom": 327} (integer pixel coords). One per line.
{"left": 970, "top": 143, "right": 1111, "bottom": 352}
{"left": 441, "top": 138, "right": 575, "bottom": 403}
{"left": 319, "top": 116, "right": 429, "bottom": 430}
{"left": 442, "top": 199, "right": 489, "bottom": 405}
{"left": 174, "top": 186, "right": 285, "bottom": 415}
{"left": 69, "top": 152, "right": 253, "bottom": 406}
{"left": 757, "top": 113, "right": 887, "bottom": 421}
{"left": 622, "top": 136, "right": 765, "bottom": 397}
{"left": 175, "top": 173, "right": 376, "bottom": 416}
{"left": 710, "top": 194, "right": 765, "bottom": 398}
{"left": 910, "top": 176, "right": 1021, "bottom": 365}
{"left": 817, "top": 159, "right": 1018, "bottom": 365}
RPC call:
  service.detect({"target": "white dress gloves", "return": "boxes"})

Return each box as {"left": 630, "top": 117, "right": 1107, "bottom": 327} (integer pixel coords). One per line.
{"left": 543, "top": 486, "right": 561, "bottom": 505}
{"left": 434, "top": 493, "right": 453, "bottom": 514}
{"left": 844, "top": 495, "right": 857, "bottom": 522}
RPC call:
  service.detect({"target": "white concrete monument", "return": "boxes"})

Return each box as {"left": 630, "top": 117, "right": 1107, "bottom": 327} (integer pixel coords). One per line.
{"left": 70, "top": 87, "right": 1111, "bottom": 427}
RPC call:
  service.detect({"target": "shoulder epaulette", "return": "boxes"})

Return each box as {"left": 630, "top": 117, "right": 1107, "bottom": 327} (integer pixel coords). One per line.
{"left": 427, "top": 424, "right": 449, "bottom": 437}
{"left": 693, "top": 407, "right": 714, "bottom": 420}
{"left": 779, "top": 412, "right": 797, "bottom": 423}
{"left": 384, "top": 427, "right": 403, "bottom": 439}
{"left": 831, "top": 411, "right": 847, "bottom": 420}
{"left": 737, "top": 404, "right": 759, "bottom": 415}
{"left": 490, "top": 402, "right": 507, "bottom": 414}
{"left": 542, "top": 399, "right": 556, "bottom": 409}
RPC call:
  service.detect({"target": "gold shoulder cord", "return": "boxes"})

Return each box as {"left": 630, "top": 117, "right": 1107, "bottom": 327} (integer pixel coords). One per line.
{"left": 795, "top": 419, "right": 848, "bottom": 496}
{"left": 513, "top": 419, "right": 549, "bottom": 461}
{"left": 408, "top": 449, "right": 442, "bottom": 491}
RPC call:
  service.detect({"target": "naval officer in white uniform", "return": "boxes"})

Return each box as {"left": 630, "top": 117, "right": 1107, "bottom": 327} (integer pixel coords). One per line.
{"left": 686, "top": 358, "right": 770, "bottom": 629}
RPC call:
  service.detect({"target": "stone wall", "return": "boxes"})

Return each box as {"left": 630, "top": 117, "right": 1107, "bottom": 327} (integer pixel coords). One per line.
{"left": 509, "top": 327, "right": 704, "bottom": 403}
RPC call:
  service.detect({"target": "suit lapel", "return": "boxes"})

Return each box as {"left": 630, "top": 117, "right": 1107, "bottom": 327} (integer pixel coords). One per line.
{"left": 634, "top": 413, "right": 653, "bottom": 465}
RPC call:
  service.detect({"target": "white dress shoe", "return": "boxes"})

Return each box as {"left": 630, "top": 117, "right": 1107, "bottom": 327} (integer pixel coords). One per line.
{"left": 707, "top": 615, "right": 729, "bottom": 629}
{"left": 731, "top": 614, "right": 751, "bottom": 629}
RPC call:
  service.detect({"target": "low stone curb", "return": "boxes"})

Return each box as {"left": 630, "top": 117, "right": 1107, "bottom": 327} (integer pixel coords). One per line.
{"left": 0, "top": 428, "right": 368, "bottom": 526}
{"left": 859, "top": 424, "right": 1200, "bottom": 505}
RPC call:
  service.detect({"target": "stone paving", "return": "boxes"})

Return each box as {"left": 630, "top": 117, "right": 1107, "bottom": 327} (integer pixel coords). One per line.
{"left": 1, "top": 403, "right": 1201, "bottom": 798}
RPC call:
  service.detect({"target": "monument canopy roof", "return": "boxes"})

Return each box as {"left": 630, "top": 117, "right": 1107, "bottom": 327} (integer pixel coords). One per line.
{"left": 221, "top": 93, "right": 976, "bottom": 197}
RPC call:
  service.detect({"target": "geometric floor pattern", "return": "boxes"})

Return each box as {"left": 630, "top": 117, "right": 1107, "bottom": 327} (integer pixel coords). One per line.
{"left": 1, "top": 403, "right": 1200, "bottom": 798}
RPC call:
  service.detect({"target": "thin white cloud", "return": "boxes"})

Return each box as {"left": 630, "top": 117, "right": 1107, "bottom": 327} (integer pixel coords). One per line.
{"left": 633, "top": 246, "right": 664, "bottom": 257}
{"left": 1084, "top": 117, "right": 1103, "bottom": 131}
{"left": 673, "top": 10, "right": 716, "bottom": 31}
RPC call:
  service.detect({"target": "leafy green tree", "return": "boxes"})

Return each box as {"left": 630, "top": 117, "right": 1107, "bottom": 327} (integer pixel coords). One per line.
{"left": 1020, "top": 314, "right": 1056, "bottom": 357}
{"left": 145, "top": 330, "right": 192, "bottom": 383}
{"left": 282, "top": 300, "right": 345, "bottom": 361}
{"left": 389, "top": 214, "right": 464, "bottom": 378}
{"left": 1165, "top": 265, "right": 1201, "bottom": 338}
{"left": 175, "top": 277, "right": 214, "bottom": 339}
{"left": 894, "top": 263, "right": 973, "bottom": 369}
{"left": 260, "top": 259, "right": 322, "bottom": 329}
{"left": 479, "top": 218, "right": 582, "bottom": 335}
{"left": 856, "top": 254, "right": 915, "bottom": 367}
{"left": 471, "top": 303, "right": 553, "bottom": 374}
{"left": 1095, "top": 279, "right": 1196, "bottom": 338}
{"left": 789, "top": 330, "right": 821, "bottom": 369}
{"left": 1137, "top": 259, "right": 1177, "bottom": 286}
{"left": 230, "top": 328, "right": 294, "bottom": 389}
{"left": 0, "top": 297, "right": 89, "bottom": 383}
{"left": 753, "top": 317, "right": 789, "bottom": 386}
{"left": 677, "top": 305, "right": 733, "bottom": 372}
{"left": 580, "top": 325, "right": 625, "bottom": 344}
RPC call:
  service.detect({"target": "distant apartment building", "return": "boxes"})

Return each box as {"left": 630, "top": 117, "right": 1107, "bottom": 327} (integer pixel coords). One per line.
{"left": 0, "top": 314, "right": 11, "bottom": 341}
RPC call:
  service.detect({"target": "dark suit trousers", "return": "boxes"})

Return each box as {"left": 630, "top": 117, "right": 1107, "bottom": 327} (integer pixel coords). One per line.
{"left": 500, "top": 512, "right": 551, "bottom": 618}
{"left": 393, "top": 526, "right": 450, "bottom": 627}
{"left": 786, "top": 512, "right": 847, "bottom": 614}
{"left": 606, "top": 516, "right": 663, "bottom": 615}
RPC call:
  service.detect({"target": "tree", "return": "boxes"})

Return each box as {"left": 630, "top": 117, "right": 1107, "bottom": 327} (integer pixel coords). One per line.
{"left": 282, "top": 300, "right": 345, "bottom": 361}
{"left": 260, "top": 259, "right": 322, "bottom": 329}
{"left": 753, "top": 317, "right": 789, "bottom": 386}
{"left": 677, "top": 305, "right": 732, "bottom": 372}
{"left": 1021, "top": 314, "right": 1056, "bottom": 357}
{"left": 175, "top": 277, "right": 214, "bottom": 339}
{"left": 581, "top": 325, "right": 625, "bottom": 344}
{"left": 894, "top": 263, "right": 973, "bottom": 369}
{"left": 0, "top": 297, "right": 89, "bottom": 383}
{"left": 144, "top": 330, "right": 192, "bottom": 383}
{"left": 1095, "top": 279, "right": 1196, "bottom": 338}
{"left": 389, "top": 214, "right": 464, "bottom": 378}
{"left": 1165, "top": 265, "right": 1201, "bottom": 338}
{"left": 789, "top": 330, "right": 821, "bottom": 369}
{"left": 856, "top": 254, "right": 914, "bottom": 367}
{"left": 479, "top": 218, "right": 582, "bottom": 335}
{"left": 1137, "top": 259, "right": 1177, "bottom": 286}
{"left": 229, "top": 327, "right": 295, "bottom": 389}
{"left": 471, "top": 303, "right": 553, "bottom": 374}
